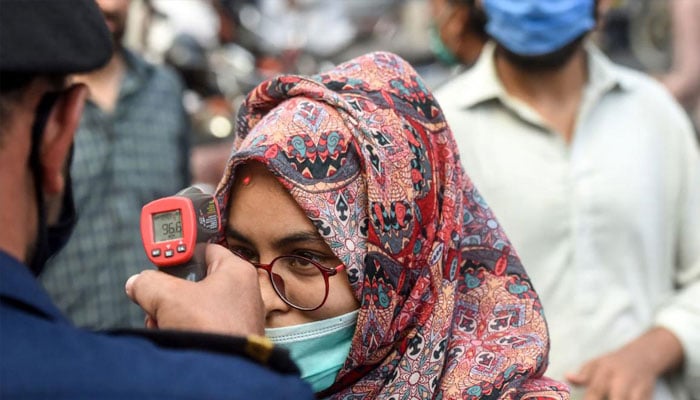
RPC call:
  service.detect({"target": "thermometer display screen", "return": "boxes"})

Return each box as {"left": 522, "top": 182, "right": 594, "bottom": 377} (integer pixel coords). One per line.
{"left": 153, "top": 210, "right": 183, "bottom": 242}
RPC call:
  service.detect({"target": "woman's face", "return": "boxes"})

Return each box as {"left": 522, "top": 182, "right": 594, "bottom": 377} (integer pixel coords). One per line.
{"left": 225, "top": 162, "right": 359, "bottom": 328}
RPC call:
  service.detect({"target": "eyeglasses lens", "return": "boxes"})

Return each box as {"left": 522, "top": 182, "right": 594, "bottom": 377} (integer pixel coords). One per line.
{"left": 270, "top": 256, "right": 328, "bottom": 310}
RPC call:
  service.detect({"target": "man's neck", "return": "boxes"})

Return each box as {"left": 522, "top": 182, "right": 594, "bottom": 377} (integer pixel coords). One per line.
{"left": 495, "top": 47, "right": 588, "bottom": 142}
{"left": 73, "top": 50, "right": 126, "bottom": 113}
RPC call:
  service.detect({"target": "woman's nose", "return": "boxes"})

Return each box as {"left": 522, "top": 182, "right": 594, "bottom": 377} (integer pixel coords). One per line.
{"left": 257, "top": 268, "right": 290, "bottom": 318}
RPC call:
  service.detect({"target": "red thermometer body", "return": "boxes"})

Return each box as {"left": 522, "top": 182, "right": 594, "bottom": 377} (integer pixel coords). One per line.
{"left": 140, "top": 187, "right": 220, "bottom": 281}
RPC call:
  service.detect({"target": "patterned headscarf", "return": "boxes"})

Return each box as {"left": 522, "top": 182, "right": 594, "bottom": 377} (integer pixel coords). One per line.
{"left": 215, "top": 52, "right": 568, "bottom": 399}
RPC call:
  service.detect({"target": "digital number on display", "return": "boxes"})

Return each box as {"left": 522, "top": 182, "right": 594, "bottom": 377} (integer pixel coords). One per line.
{"left": 153, "top": 210, "right": 184, "bottom": 242}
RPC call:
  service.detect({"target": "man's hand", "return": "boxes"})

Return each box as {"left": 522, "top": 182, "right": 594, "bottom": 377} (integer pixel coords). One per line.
{"left": 125, "top": 244, "right": 264, "bottom": 337}
{"left": 566, "top": 327, "right": 684, "bottom": 400}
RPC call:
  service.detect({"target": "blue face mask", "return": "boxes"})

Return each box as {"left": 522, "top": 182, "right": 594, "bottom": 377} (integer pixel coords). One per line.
{"left": 483, "top": 0, "right": 595, "bottom": 56}
{"left": 265, "top": 310, "right": 358, "bottom": 393}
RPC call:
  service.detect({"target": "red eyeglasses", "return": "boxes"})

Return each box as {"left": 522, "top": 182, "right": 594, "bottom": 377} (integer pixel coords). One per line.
{"left": 231, "top": 251, "right": 345, "bottom": 311}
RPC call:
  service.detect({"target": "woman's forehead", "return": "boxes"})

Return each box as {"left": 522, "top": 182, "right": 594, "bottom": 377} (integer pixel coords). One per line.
{"left": 227, "top": 163, "right": 320, "bottom": 239}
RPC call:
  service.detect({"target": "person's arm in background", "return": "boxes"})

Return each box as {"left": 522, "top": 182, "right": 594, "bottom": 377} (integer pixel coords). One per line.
{"left": 660, "top": 0, "right": 700, "bottom": 111}
{"left": 566, "top": 328, "right": 683, "bottom": 399}
{"left": 167, "top": 62, "right": 192, "bottom": 187}
{"left": 567, "top": 105, "right": 700, "bottom": 400}
{"left": 657, "top": 105, "right": 700, "bottom": 394}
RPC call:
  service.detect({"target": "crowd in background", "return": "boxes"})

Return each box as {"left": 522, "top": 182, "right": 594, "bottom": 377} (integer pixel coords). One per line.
{"left": 113, "top": 0, "right": 700, "bottom": 190}
{"left": 123, "top": 0, "right": 699, "bottom": 141}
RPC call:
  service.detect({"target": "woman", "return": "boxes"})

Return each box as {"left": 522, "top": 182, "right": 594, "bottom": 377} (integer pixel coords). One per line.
{"left": 215, "top": 52, "right": 568, "bottom": 399}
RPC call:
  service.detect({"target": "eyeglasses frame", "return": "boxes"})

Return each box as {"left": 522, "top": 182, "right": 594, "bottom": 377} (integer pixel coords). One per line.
{"left": 231, "top": 250, "right": 345, "bottom": 311}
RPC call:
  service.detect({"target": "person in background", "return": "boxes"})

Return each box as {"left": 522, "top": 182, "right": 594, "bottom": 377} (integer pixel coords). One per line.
{"left": 39, "top": 0, "right": 191, "bottom": 329}
{"left": 201, "top": 50, "right": 569, "bottom": 398}
{"left": 0, "top": 1, "right": 313, "bottom": 398}
{"left": 429, "top": 0, "right": 488, "bottom": 69}
{"left": 435, "top": 0, "right": 700, "bottom": 398}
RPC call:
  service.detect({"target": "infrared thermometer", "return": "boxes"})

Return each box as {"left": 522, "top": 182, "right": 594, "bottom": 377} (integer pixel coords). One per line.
{"left": 140, "top": 186, "right": 221, "bottom": 281}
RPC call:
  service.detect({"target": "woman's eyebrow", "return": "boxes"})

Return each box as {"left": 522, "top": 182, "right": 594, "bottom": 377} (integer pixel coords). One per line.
{"left": 224, "top": 225, "right": 254, "bottom": 246}
{"left": 272, "top": 231, "right": 327, "bottom": 249}
{"left": 225, "top": 225, "right": 326, "bottom": 249}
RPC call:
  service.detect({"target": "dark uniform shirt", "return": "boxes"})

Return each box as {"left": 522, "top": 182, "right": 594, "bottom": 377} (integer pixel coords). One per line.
{"left": 1, "top": 250, "right": 313, "bottom": 399}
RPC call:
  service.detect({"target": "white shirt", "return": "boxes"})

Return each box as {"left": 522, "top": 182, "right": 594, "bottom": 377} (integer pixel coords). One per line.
{"left": 435, "top": 42, "right": 700, "bottom": 399}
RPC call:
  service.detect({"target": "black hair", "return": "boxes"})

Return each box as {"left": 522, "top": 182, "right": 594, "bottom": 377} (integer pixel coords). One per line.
{"left": 0, "top": 71, "right": 38, "bottom": 93}
{"left": 0, "top": 72, "right": 34, "bottom": 139}
{"left": 0, "top": 72, "right": 65, "bottom": 142}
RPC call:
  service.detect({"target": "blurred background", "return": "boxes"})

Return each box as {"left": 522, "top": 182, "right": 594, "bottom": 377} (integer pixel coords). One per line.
{"left": 119, "top": 0, "right": 698, "bottom": 190}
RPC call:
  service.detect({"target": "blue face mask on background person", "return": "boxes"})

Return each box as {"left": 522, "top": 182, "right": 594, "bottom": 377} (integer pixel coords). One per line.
{"left": 482, "top": 0, "right": 595, "bottom": 56}
{"left": 265, "top": 310, "right": 358, "bottom": 393}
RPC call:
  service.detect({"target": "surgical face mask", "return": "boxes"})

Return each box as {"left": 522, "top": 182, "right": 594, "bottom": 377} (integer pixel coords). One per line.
{"left": 28, "top": 91, "right": 78, "bottom": 275}
{"left": 265, "top": 310, "right": 358, "bottom": 393}
{"left": 483, "top": 0, "right": 595, "bottom": 56}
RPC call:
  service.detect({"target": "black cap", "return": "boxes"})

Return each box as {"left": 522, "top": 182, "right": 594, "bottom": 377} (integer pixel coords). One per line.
{"left": 0, "top": 0, "right": 112, "bottom": 74}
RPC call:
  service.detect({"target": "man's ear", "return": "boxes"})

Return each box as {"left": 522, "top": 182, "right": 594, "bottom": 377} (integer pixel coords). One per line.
{"left": 40, "top": 83, "right": 88, "bottom": 195}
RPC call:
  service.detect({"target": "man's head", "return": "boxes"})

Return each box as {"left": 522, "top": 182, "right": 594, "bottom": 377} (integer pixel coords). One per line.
{"left": 481, "top": 0, "right": 596, "bottom": 70}
{"left": 0, "top": 0, "right": 111, "bottom": 269}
